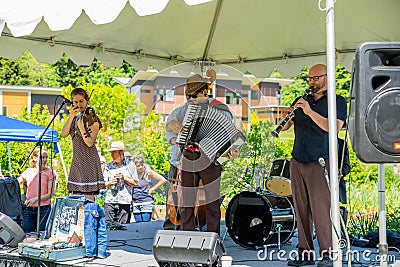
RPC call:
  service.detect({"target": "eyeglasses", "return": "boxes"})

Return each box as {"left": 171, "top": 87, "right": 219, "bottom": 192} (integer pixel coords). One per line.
{"left": 308, "top": 74, "right": 327, "bottom": 81}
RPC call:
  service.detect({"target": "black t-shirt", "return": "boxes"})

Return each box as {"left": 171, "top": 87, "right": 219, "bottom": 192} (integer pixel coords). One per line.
{"left": 291, "top": 92, "right": 347, "bottom": 163}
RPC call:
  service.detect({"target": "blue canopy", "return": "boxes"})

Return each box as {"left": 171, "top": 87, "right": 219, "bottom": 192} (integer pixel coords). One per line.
{"left": 0, "top": 115, "right": 67, "bottom": 178}
{"left": 0, "top": 115, "right": 58, "bottom": 143}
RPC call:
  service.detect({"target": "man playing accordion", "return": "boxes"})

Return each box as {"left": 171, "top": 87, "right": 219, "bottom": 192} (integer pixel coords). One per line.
{"left": 166, "top": 70, "right": 240, "bottom": 235}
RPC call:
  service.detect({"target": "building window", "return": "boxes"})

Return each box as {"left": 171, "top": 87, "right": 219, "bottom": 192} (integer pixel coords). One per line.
{"left": 159, "top": 89, "right": 175, "bottom": 102}
{"left": 2, "top": 106, "right": 7, "bottom": 116}
{"left": 226, "top": 91, "right": 241, "bottom": 105}
{"left": 251, "top": 90, "right": 259, "bottom": 100}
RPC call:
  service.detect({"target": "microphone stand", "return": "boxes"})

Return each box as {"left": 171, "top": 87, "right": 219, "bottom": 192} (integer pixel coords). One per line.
{"left": 21, "top": 98, "right": 69, "bottom": 238}
{"left": 319, "top": 159, "right": 330, "bottom": 187}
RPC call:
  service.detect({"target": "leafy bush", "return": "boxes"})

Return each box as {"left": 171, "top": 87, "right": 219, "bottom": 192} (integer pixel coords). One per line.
{"left": 348, "top": 212, "right": 378, "bottom": 238}
{"left": 221, "top": 120, "right": 276, "bottom": 199}
{"left": 153, "top": 192, "right": 166, "bottom": 205}
{"left": 345, "top": 181, "right": 400, "bottom": 237}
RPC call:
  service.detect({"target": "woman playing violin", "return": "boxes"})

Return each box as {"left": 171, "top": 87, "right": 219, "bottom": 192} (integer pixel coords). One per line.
{"left": 61, "top": 87, "right": 105, "bottom": 201}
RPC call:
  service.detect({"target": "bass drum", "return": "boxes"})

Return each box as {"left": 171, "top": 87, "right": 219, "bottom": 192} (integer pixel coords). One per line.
{"left": 225, "top": 191, "right": 296, "bottom": 248}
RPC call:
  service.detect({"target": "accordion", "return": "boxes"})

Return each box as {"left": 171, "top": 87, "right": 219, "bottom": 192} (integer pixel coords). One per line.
{"left": 176, "top": 104, "right": 246, "bottom": 165}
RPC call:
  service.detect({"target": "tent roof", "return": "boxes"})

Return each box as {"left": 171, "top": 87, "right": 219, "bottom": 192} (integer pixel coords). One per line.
{"left": 1, "top": 0, "right": 399, "bottom": 77}
{"left": 0, "top": 115, "right": 59, "bottom": 143}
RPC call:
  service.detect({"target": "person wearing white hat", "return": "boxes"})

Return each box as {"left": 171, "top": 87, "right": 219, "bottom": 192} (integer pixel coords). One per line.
{"left": 124, "top": 151, "right": 133, "bottom": 161}
{"left": 103, "top": 141, "right": 138, "bottom": 224}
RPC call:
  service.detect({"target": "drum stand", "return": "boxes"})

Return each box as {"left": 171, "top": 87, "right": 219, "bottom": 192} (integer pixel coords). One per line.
{"left": 259, "top": 223, "right": 285, "bottom": 251}
{"left": 262, "top": 168, "right": 294, "bottom": 251}
{"left": 259, "top": 168, "right": 284, "bottom": 250}
{"left": 275, "top": 223, "right": 283, "bottom": 250}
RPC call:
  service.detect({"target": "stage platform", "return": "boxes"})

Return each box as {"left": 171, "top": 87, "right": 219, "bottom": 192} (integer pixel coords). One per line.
{"left": 1, "top": 220, "right": 399, "bottom": 266}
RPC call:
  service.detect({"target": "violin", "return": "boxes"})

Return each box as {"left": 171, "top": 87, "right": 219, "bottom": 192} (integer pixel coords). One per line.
{"left": 83, "top": 106, "right": 96, "bottom": 126}
{"left": 81, "top": 90, "right": 96, "bottom": 138}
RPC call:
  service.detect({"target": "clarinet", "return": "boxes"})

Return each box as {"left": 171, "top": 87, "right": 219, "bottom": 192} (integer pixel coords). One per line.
{"left": 270, "top": 87, "right": 312, "bottom": 138}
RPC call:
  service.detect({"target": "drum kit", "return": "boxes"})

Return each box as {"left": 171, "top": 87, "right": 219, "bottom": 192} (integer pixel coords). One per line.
{"left": 225, "top": 158, "right": 296, "bottom": 249}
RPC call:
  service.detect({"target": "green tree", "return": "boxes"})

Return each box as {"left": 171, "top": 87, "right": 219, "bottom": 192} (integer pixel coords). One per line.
{"left": 83, "top": 59, "right": 136, "bottom": 87}
{"left": 53, "top": 54, "right": 86, "bottom": 87}
{"left": 269, "top": 67, "right": 283, "bottom": 78}
{"left": 123, "top": 110, "right": 170, "bottom": 175}
{"left": 281, "top": 66, "right": 309, "bottom": 106}
{"left": 0, "top": 50, "right": 59, "bottom": 86}
{"left": 221, "top": 120, "right": 276, "bottom": 199}
{"left": 53, "top": 56, "right": 136, "bottom": 88}
{"left": 139, "top": 111, "right": 170, "bottom": 174}
{"left": 0, "top": 57, "right": 24, "bottom": 85}
{"left": 335, "top": 63, "right": 351, "bottom": 101}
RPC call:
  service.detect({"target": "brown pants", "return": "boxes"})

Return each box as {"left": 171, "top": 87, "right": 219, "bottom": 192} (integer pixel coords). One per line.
{"left": 290, "top": 158, "right": 332, "bottom": 257}
{"left": 180, "top": 151, "right": 222, "bottom": 235}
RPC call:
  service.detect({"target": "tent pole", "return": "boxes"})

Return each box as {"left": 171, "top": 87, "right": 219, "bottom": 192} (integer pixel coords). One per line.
{"left": 248, "top": 88, "right": 251, "bottom": 132}
{"left": 7, "top": 142, "right": 12, "bottom": 176}
{"left": 378, "top": 164, "right": 388, "bottom": 267}
{"left": 325, "top": 0, "right": 342, "bottom": 266}
{"left": 57, "top": 142, "right": 69, "bottom": 181}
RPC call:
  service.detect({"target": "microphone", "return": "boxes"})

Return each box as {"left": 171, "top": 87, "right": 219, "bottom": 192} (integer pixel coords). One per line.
{"left": 318, "top": 157, "right": 325, "bottom": 168}
{"left": 59, "top": 95, "right": 72, "bottom": 105}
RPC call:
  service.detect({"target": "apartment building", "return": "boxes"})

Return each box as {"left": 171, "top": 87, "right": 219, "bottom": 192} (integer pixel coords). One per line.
{"left": 0, "top": 85, "right": 67, "bottom": 118}
{"left": 115, "top": 70, "right": 294, "bottom": 130}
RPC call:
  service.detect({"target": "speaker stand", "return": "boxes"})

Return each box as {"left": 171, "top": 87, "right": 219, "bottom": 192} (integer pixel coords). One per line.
{"left": 378, "top": 164, "right": 388, "bottom": 267}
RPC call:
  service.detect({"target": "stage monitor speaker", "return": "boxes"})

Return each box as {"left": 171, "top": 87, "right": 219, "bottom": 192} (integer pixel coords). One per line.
{"left": 0, "top": 212, "right": 25, "bottom": 248}
{"left": 349, "top": 42, "right": 400, "bottom": 163}
{"left": 152, "top": 230, "right": 225, "bottom": 267}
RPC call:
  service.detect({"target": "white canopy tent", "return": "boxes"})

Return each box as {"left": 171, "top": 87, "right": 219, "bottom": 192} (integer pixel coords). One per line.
{"left": 0, "top": 0, "right": 399, "bottom": 77}
{"left": 1, "top": 1, "right": 400, "bottom": 266}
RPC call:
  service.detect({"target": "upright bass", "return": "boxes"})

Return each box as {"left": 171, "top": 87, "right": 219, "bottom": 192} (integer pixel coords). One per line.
{"left": 166, "top": 165, "right": 206, "bottom": 228}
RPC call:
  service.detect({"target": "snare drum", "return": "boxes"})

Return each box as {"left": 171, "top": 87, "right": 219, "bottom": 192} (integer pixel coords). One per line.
{"left": 225, "top": 191, "right": 295, "bottom": 248}
{"left": 266, "top": 158, "right": 292, "bottom": 197}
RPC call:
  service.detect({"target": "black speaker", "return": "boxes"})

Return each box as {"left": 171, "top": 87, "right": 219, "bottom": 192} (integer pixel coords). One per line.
{"left": 152, "top": 230, "right": 225, "bottom": 267}
{"left": 349, "top": 42, "right": 400, "bottom": 163}
{"left": 0, "top": 212, "right": 25, "bottom": 247}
